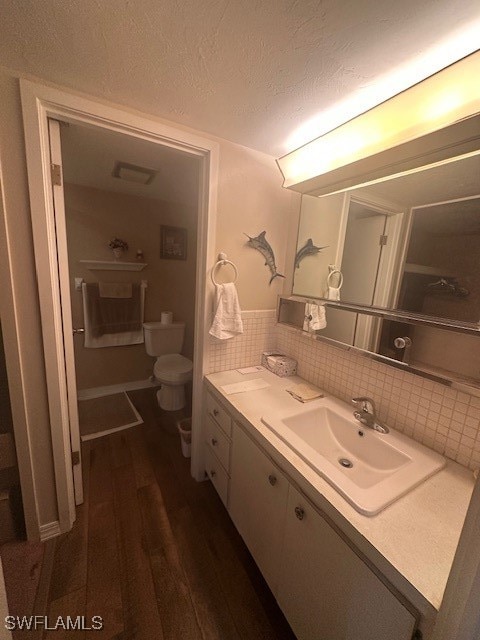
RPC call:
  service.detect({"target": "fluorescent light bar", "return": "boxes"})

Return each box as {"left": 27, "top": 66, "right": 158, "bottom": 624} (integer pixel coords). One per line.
{"left": 277, "top": 52, "right": 480, "bottom": 191}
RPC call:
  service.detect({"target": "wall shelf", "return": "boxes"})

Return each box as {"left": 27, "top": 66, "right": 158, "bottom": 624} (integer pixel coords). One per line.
{"left": 79, "top": 260, "right": 147, "bottom": 272}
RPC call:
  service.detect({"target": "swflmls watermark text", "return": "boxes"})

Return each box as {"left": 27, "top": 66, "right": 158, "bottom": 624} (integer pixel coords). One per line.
{"left": 5, "top": 615, "right": 103, "bottom": 631}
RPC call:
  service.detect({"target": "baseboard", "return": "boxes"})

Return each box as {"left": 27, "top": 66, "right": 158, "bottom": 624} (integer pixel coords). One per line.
{"left": 39, "top": 521, "right": 61, "bottom": 541}
{"left": 77, "top": 378, "right": 161, "bottom": 400}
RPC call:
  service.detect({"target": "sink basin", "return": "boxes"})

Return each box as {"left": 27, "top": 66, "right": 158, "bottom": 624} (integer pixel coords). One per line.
{"left": 262, "top": 397, "right": 445, "bottom": 515}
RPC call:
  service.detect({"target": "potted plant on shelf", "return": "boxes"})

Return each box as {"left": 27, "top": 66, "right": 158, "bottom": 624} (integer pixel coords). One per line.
{"left": 109, "top": 237, "right": 128, "bottom": 260}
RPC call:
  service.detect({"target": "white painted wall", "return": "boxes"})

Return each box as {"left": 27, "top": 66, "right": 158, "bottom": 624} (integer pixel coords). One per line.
{"left": 292, "top": 193, "right": 345, "bottom": 298}
{"left": 0, "top": 70, "right": 58, "bottom": 536}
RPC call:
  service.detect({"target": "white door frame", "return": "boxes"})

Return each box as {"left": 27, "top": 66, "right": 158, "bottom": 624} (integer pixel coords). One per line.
{"left": 47, "top": 118, "right": 83, "bottom": 506}
{"left": 20, "top": 79, "right": 218, "bottom": 534}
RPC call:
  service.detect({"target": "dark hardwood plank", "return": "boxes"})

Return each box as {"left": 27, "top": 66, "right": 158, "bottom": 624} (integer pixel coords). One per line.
{"left": 85, "top": 442, "right": 123, "bottom": 640}
{"left": 125, "top": 427, "right": 156, "bottom": 489}
{"left": 170, "top": 504, "right": 242, "bottom": 640}
{"left": 49, "top": 442, "right": 91, "bottom": 602}
{"left": 45, "top": 587, "right": 87, "bottom": 640}
{"left": 112, "top": 463, "right": 165, "bottom": 640}
{"left": 85, "top": 500, "right": 123, "bottom": 640}
{"left": 137, "top": 483, "right": 202, "bottom": 640}
{"left": 109, "top": 431, "right": 132, "bottom": 470}
{"left": 88, "top": 438, "right": 114, "bottom": 506}
{"left": 142, "top": 426, "right": 189, "bottom": 516}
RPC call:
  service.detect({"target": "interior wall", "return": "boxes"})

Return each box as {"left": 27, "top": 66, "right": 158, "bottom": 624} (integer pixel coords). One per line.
{"left": 420, "top": 234, "right": 480, "bottom": 323}
{"left": 292, "top": 193, "right": 345, "bottom": 298}
{"left": 65, "top": 182, "right": 198, "bottom": 390}
{"left": 0, "top": 67, "right": 298, "bottom": 535}
{"left": 0, "top": 69, "right": 57, "bottom": 534}
{"left": 214, "top": 142, "right": 300, "bottom": 309}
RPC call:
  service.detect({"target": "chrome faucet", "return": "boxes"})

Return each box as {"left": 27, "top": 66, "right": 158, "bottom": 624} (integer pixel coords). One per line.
{"left": 352, "top": 397, "right": 389, "bottom": 434}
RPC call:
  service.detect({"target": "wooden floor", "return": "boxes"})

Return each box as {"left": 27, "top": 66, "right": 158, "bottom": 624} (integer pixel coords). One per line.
{"left": 46, "top": 388, "right": 296, "bottom": 640}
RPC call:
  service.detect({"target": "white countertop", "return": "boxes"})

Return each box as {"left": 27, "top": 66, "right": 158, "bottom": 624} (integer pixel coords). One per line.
{"left": 205, "top": 368, "right": 475, "bottom": 617}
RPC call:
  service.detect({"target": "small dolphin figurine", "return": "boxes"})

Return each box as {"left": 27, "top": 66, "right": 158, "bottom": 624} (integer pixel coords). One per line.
{"left": 244, "top": 231, "right": 285, "bottom": 285}
{"left": 295, "top": 238, "right": 326, "bottom": 269}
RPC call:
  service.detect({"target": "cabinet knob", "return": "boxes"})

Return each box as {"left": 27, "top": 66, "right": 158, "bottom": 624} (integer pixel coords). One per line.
{"left": 210, "top": 469, "right": 216, "bottom": 478}
{"left": 294, "top": 506, "right": 305, "bottom": 520}
{"left": 268, "top": 474, "right": 277, "bottom": 486}
{"left": 211, "top": 438, "right": 218, "bottom": 446}
{"left": 213, "top": 409, "right": 219, "bottom": 417}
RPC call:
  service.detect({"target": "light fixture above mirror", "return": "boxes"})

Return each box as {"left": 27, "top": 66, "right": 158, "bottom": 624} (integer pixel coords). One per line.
{"left": 276, "top": 51, "right": 480, "bottom": 196}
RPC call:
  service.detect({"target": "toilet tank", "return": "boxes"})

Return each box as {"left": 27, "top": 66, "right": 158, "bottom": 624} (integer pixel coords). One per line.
{"left": 143, "top": 321, "right": 186, "bottom": 356}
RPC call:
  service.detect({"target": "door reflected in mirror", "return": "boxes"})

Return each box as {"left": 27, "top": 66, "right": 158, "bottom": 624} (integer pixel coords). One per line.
{"left": 293, "top": 152, "right": 480, "bottom": 325}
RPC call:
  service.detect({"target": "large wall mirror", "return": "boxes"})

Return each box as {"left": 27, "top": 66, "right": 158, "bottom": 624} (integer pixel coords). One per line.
{"left": 289, "top": 133, "right": 480, "bottom": 389}
{"left": 293, "top": 151, "right": 480, "bottom": 328}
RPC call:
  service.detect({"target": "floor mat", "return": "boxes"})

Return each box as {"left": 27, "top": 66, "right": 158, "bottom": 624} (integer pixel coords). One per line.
{"left": 78, "top": 392, "right": 143, "bottom": 441}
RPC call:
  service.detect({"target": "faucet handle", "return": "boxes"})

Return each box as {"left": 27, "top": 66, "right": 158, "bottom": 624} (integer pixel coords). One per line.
{"left": 352, "top": 396, "right": 376, "bottom": 414}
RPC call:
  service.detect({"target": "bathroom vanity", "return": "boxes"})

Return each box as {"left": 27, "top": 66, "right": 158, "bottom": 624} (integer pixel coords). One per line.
{"left": 203, "top": 369, "right": 474, "bottom": 640}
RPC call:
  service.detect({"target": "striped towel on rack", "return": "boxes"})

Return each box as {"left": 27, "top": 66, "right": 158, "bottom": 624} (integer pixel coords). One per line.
{"left": 81, "top": 283, "right": 145, "bottom": 348}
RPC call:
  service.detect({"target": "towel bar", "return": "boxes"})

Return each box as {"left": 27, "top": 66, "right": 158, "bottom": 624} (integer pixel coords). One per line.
{"left": 211, "top": 253, "right": 238, "bottom": 285}
{"left": 75, "top": 278, "right": 148, "bottom": 291}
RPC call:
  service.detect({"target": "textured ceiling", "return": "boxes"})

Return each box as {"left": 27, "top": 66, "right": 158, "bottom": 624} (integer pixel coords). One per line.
{"left": 1, "top": 0, "right": 479, "bottom": 156}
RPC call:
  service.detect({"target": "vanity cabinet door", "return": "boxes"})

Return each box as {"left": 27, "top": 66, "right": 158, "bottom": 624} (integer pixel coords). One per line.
{"left": 278, "top": 485, "right": 417, "bottom": 640}
{"left": 229, "top": 423, "right": 289, "bottom": 593}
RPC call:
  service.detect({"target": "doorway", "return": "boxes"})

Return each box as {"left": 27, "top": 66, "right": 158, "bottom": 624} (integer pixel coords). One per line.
{"left": 322, "top": 196, "right": 404, "bottom": 350}
{"left": 55, "top": 120, "right": 201, "bottom": 504}
{"left": 20, "top": 80, "right": 218, "bottom": 536}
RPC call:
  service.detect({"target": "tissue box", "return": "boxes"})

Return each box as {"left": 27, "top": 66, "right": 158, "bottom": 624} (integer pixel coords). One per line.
{"left": 262, "top": 352, "right": 297, "bottom": 377}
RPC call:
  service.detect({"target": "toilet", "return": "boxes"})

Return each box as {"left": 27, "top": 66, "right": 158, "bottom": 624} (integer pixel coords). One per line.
{"left": 143, "top": 321, "right": 193, "bottom": 411}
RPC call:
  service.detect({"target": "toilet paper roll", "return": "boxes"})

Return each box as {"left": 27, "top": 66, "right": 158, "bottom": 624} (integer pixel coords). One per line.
{"left": 161, "top": 311, "right": 173, "bottom": 324}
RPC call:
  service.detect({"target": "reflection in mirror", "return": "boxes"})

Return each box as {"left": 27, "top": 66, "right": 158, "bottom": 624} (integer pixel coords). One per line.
{"left": 278, "top": 298, "right": 480, "bottom": 389}
{"left": 293, "top": 152, "right": 480, "bottom": 324}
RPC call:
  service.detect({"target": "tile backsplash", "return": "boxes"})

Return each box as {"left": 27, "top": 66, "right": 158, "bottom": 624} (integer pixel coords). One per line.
{"left": 207, "top": 309, "right": 480, "bottom": 472}
{"left": 208, "top": 310, "right": 276, "bottom": 374}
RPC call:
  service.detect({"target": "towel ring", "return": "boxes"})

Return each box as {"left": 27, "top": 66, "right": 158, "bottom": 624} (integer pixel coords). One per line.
{"left": 327, "top": 268, "right": 343, "bottom": 289}
{"left": 211, "top": 253, "right": 238, "bottom": 286}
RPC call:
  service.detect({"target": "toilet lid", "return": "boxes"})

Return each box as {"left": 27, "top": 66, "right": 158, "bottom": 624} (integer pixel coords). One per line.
{"left": 154, "top": 354, "right": 193, "bottom": 377}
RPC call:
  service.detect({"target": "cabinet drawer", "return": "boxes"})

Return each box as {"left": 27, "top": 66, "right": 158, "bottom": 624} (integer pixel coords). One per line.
{"left": 206, "top": 392, "right": 232, "bottom": 436}
{"left": 205, "top": 445, "right": 229, "bottom": 507}
{"left": 205, "top": 415, "right": 231, "bottom": 472}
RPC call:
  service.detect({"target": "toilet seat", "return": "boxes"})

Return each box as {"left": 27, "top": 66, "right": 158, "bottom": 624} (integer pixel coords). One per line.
{"left": 154, "top": 354, "right": 193, "bottom": 384}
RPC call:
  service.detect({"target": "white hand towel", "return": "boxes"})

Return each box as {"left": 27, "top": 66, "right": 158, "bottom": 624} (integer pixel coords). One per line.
{"left": 209, "top": 283, "right": 244, "bottom": 340}
{"left": 303, "top": 303, "right": 326, "bottom": 332}
{"left": 327, "top": 286, "right": 341, "bottom": 301}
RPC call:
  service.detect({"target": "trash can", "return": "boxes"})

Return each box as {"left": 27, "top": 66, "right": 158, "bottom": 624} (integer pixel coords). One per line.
{"left": 177, "top": 417, "right": 192, "bottom": 458}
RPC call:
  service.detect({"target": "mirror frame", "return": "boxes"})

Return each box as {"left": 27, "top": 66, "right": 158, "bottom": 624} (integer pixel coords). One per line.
{"left": 277, "top": 295, "right": 480, "bottom": 396}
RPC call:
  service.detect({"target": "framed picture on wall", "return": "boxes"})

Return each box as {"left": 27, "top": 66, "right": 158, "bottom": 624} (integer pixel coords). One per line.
{"left": 160, "top": 225, "right": 187, "bottom": 260}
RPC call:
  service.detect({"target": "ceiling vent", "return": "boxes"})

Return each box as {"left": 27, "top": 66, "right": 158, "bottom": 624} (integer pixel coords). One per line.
{"left": 112, "top": 161, "right": 157, "bottom": 185}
